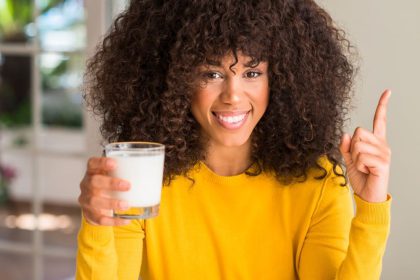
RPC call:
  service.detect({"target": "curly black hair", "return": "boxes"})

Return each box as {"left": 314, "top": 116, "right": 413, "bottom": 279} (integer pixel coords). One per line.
{"left": 84, "top": 0, "right": 356, "bottom": 186}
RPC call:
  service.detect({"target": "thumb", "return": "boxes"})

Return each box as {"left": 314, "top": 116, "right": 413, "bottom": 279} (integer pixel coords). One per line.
{"left": 339, "top": 133, "right": 352, "bottom": 164}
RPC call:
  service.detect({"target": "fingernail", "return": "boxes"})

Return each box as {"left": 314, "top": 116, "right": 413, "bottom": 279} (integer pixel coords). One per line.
{"left": 119, "top": 181, "right": 130, "bottom": 189}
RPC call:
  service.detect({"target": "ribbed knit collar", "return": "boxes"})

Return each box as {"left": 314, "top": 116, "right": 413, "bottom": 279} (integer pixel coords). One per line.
{"left": 194, "top": 161, "right": 261, "bottom": 186}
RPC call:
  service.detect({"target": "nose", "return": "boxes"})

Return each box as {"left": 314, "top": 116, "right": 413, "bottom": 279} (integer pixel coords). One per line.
{"left": 220, "top": 76, "right": 243, "bottom": 105}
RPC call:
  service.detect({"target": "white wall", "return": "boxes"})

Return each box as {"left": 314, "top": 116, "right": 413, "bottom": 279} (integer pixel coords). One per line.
{"left": 318, "top": 1, "right": 420, "bottom": 278}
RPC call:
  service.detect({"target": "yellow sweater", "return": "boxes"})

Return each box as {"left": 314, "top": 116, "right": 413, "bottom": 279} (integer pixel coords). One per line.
{"left": 76, "top": 158, "right": 391, "bottom": 280}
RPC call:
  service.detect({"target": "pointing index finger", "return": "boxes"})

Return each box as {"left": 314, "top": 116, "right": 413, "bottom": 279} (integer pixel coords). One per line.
{"left": 373, "top": 89, "right": 391, "bottom": 139}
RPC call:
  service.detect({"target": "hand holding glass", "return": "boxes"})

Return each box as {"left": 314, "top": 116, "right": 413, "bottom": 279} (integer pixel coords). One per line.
{"left": 105, "top": 142, "right": 165, "bottom": 219}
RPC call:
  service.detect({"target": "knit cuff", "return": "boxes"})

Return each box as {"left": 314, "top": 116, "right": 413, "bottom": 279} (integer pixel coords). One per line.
{"left": 80, "top": 213, "right": 114, "bottom": 243}
{"left": 353, "top": 193, "right": 392, "bottom": 225}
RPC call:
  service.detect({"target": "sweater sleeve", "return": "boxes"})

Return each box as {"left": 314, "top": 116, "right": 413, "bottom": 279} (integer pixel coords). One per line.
{"left": 76, "top": 214, "right": 145, "bottom": 280}
{"left": 298, "top": 168, "right": 391, "bottom": 280}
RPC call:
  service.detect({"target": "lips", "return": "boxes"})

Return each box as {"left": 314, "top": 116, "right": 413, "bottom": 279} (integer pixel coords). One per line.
{"left": 211, "top": 110, "right": 251, "bottom": 130}
{"left": 211, "top": 110, "right": 250, "bottom": 117}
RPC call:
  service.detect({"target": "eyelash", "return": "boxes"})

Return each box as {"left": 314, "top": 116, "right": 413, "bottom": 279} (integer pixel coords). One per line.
{"left": 245, "top": 71, "right": 262, "bottom": 78}
{"left": 202, "top": 71, "right": 262, "bottom": 80}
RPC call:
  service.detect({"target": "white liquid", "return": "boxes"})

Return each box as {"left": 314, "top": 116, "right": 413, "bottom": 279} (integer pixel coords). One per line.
{"left": 107, "top": 151, "right": 165, "bottom": 207}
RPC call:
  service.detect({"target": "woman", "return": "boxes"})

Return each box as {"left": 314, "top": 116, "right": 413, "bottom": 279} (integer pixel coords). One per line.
{"left": 76, "top": 0, "right": 392, "bottom": 279}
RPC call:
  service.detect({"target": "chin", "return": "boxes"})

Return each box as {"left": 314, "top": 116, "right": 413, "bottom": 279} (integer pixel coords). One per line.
{"left": 214, "top": 133, "right": 252, "bottom": 147}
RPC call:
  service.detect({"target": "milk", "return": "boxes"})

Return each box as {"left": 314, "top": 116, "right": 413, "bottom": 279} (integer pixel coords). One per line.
{"left": 107, "top": 151, "right": 165, "bottom": 207}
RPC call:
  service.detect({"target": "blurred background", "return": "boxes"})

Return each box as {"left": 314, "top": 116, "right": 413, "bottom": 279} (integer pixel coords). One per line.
{"left": 0, "top": 0, "right": 418, "bottom": 279}
{"left": 0, "top": 1, "right": 126, "bottom": 279}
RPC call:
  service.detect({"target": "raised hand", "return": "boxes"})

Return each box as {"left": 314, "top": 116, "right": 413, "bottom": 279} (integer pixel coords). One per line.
{"left": 339, "top": 89, "right": 392, "bottom": 202}
{"left": 79, "top": 157, "right": 131, "bottom": 226}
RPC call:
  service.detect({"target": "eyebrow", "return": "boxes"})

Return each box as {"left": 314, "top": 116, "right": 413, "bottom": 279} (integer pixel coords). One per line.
{"left": 206, "top": 59, "right": 260, "bottom": 68}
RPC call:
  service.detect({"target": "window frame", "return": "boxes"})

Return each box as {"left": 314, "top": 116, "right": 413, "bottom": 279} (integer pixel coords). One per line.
{"left": 0, "top": 1, "right": 108, "bottom": 279}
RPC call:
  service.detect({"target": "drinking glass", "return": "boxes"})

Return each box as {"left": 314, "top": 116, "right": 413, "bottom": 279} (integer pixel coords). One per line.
{"left": 105, "top": 142, "right": 165, "bottom": 219}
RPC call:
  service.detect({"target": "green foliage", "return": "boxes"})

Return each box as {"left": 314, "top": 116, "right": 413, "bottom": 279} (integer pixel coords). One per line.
{"left": 0, "top": 0, "right": 66, "bottom": 40}
{"left": 42, "top": 100, "right": 83, "bottom": 129}
{"left": 41, "top": 59, "right": 69, "bottom": 90}
{"left": 0, "top": 0, "right": 32, "bottom": 39}
{"left": 39, "top": 0, "right": 66, "bottom": 14}
{"left": 0, "top": 0, "right": 82, "bottom": 129}
{"left": 0, "top": 100, "right": 31, "bottom": 128}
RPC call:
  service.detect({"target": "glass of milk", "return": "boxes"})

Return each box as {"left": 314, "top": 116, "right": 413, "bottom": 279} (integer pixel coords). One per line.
{"left": 105, "top": 142, "right": 165, "bottom": 219}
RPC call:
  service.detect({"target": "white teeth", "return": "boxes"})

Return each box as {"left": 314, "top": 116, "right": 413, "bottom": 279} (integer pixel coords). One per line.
{"left": 216, "top": 114, "right": 246, "bottom": 123}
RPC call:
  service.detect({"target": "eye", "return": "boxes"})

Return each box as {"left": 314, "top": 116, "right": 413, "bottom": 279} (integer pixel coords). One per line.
{"left": 245, "top": 71, "right": 262, "bottom": 78}
{"left": 202, "top": 71, "right": 223, "bottom": 80}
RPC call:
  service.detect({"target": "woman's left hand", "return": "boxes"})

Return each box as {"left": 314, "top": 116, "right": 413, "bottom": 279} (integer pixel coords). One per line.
{"left": 339, "top": 89, "right": 392, "bottom": 203}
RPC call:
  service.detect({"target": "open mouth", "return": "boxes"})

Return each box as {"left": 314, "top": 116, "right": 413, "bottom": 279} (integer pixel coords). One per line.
{"left": 211, "top": 110, "right": 251, "bottom": 130}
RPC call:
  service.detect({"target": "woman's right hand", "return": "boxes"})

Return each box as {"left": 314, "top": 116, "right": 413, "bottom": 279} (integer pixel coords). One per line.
{"left": 79, "top": 157, "right": 131, "bottom": 226}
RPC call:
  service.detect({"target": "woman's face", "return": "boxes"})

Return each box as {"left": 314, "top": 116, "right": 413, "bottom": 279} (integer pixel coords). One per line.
{"left": 191, "top": 52, "right": 269, "bottom": 148}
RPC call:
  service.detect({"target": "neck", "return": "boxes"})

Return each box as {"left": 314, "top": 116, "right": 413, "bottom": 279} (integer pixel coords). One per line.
{"left": 203, "top": 138, "right": 252, "bottom": 176}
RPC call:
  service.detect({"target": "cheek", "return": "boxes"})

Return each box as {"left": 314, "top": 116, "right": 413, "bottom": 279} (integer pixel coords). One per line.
{"left": 251, "top": 87, "right": 269, "bottom": 113}
{"left": 191, "top": 91, "right": 213, "bottom": 121}
{"left": 190, "top": 100, "right": 203, "bottom": 125}
{"left": 193, "top": 85, "right": 219, "bottom": 108}
{"left": 261, "top": 82, "right": 270, "bottom": 107}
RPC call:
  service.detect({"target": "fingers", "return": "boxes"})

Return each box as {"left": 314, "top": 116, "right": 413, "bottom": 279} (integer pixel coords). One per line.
{"left": 340, "top": 133, "right": 351, "bottom": 153}
{"left": 349, "top": 127, "right": 390, "bottom": 157}
{"left": 349, "top": 127, "right": 383, "bottom": 155}
{"left": 79, "top": 195, "right": 130, "bottom": 211}
{"left": 82, "top": 174, "right": 131, "bottom": 192}
{"left": 80, "top": 158, "right": 132, "bottom": 226}
{"left": 354, "top": 153, "right": 390, "bottom": 176}
{"left": 351, "top": 140, "right": 391, "bottom": 162}
{"left": 96, "top": 216, "right": 131, "bottom": 226}
{"left": 351, "top": 140, "right": 390, "bottom": 174}
{"left": 340, "top": 127, "right": 391, "bottom": 173}
{"left": 346, "top": 88, "right": 392, "bottom": 164}
{"left": 83, "top": 209, "right": 130, "bottom": 226}
{"left": 344, "top": 131, "right": 391, "bottom": 175}
{"left": 373, "top": 89, "right": 391, "bottom": 140}
{"left": 339, "top": 133, "right": 352, "bottom": 164}
{"left": 87, "top": 157, "right": 116, "bottom": 175}
{"left": 78, "top": 190, "right": 131, "bottom": 226}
